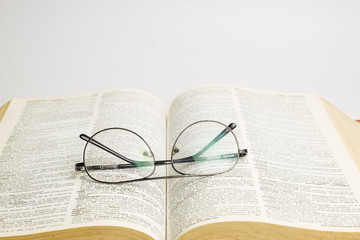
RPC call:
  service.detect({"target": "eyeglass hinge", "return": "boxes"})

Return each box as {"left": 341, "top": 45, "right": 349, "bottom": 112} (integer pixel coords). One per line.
{"left": 75, "top": 163, "right": 85, "bottom": 171}
{"left": 238, "top": 149, "right": 248, "bottom": 157}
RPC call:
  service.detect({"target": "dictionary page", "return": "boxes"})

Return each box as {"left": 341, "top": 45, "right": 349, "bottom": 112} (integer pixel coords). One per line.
{"left": 166, "top": 86, "right": 360, "bottom": 240}
{"left": 0, "top": 89, "right": 166, "bottom": 240}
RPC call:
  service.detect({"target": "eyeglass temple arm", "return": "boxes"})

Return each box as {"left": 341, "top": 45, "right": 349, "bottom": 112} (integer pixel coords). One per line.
{"left": 170, "top": 149, "right": 247, "bottom": 164}
{"left": 80, "top": 134, "right": 137, "bottom": 164}
{"left": 76, "top": 134, "right": 140, "bottom": 171}
{"left": 192, "top": 123, "right": 237, "bottom": 159}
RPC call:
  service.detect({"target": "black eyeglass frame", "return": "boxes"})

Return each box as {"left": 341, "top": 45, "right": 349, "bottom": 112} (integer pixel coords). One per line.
{"left": 75, "top": 120, "right": 248, "bottom": 184}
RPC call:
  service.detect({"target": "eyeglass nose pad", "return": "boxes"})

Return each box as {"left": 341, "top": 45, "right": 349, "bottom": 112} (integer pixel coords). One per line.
{"left": 142, "top": 150, "right": 153, "bottom": 158}
{"left": 172, "top": 147, "right": 180, "bottom": 155}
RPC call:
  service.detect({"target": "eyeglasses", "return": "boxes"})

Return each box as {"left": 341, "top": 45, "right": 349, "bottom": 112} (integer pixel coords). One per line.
{"left": 75, "top": 120, "right": 248, "bottom": 184}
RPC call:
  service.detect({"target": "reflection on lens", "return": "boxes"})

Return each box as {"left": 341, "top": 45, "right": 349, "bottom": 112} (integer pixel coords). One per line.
{"left": 171, "top": 121, "right": 239, "bottom": 176}
{"left": 83, "top": 128, "right": 155, "bottom": 183}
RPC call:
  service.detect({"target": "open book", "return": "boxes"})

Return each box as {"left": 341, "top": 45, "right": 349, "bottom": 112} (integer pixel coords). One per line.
{"left": 0, "top": 85, "right": 360, "bottom": 240}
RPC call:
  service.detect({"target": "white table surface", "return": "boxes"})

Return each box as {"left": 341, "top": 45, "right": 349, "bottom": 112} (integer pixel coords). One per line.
{"left": 0, "top": 0, "right": 359, "bottom": 119}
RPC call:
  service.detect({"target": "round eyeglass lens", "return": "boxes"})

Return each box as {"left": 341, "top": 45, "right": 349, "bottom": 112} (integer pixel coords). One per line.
{"left": 83, "top": 128, "right": 155, "bottom": 183}
{"left": 171, "top": 121, "right": 239, "bottom": 176}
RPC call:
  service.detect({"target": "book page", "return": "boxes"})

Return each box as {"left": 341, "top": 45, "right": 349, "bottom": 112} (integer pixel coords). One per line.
{"left": 166, "top": 86, "right": 360, "bottom": 240}
{"left": 0, "top": 89, "right": 166, "bottom": 240}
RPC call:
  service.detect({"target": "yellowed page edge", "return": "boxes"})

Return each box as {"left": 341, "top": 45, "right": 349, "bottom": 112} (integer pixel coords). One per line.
{"left": 0, "top": 100, "right": 11, "bottom": 123}
{"left": 178, "top": 221, "right": 360, "bottom": 240}
{"left": 321, "top": 98, "right": 360, "bottom": 169}
{"left": 0, "top": 226, "right": 154, "bottom": 240}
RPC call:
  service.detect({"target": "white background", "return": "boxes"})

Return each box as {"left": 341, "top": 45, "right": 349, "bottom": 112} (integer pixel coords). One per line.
{"left": 0, "top": 0, "right": 359, "bottom": 119}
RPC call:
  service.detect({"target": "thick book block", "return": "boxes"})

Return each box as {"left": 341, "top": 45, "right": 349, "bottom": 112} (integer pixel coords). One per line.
{"left": 0, "top": 86, "right": 359, "bottom": 240}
